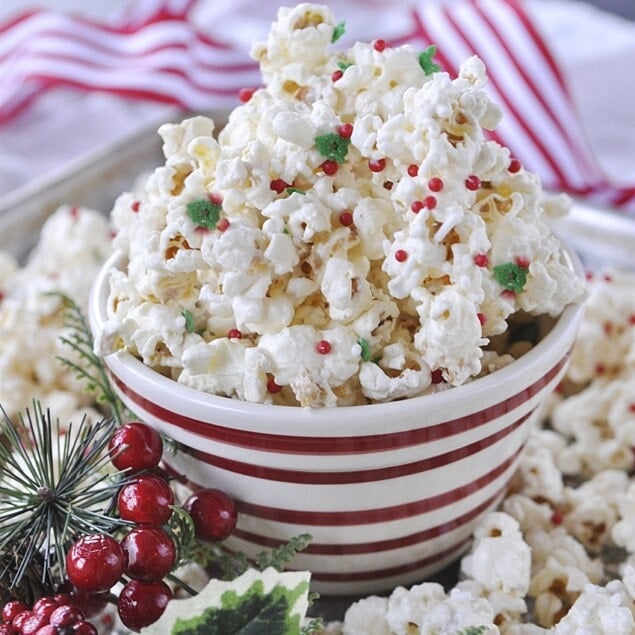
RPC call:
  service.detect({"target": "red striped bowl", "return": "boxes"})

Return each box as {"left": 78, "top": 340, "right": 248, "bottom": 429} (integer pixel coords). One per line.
{"left": 89, "top": 248, "right": 584, "bottom": 595}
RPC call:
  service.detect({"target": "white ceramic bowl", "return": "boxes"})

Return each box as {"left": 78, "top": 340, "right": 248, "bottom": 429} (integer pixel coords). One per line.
{"left": 89, "top": 248, "right": 585, "bottom": 596}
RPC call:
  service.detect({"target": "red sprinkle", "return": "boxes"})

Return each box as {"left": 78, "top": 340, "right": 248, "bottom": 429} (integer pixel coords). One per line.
{"left": 338, "top": 123, "right": 354, "bottom": 139}
{"left": 515, "top": 256, "right": 530, "bottom": 269}
{"left": 473, "top": 253, "right": 489, "bottom": 267}
{"left": 603, "top": 273, "right": 613, "bottom": 283}
{"left": 629, "top": 314, "right": 635, "bottom": 326}
{"left": 69, "top": 205, "right": 80, "bottom": 218}
{"left": 331, "top": 69, "right": 344, "bottom": 82}
{"left": 407, "top": 164, "right": 419, "bottom": 177}
{"left": 508, "top": 158, "right": 522, "bottom": 173}
{"left": 465, "top": 175, "right": 481, "bottom": 191}
{"left": 502, "top": 289, "right": 516, "bottom": 300}
{"left": 227, "top": 329, "right": 242, "bottom": 339}
{"left": 238, "top": 87, "right": 256, "bottom": 103}
{"left": 477, "top": 312, "right": 487, "bottom": 326}
{"left": 423, "top": 195, "right": 437, "bottom": 210}
{"left": 551, "top": 510, "right": 564, "bottom": 525}
{"left": 270, "top": 178, "right": 288, "bottom": 194}
{"left": 321, "top": 160, "right": 339, "bottom": 176}
{"left": 431, "top": 369, "right": 444, "bottom": 384}
{"left": 369, "top": 158, "right": 386, "bottom": 172}
{"left": 216, "top": 218, "right": 230, "bottom": 232}
{"left": 373, "top": 39, "right": 388, "bottom": 52}
{"left": 339, "top": 210, "right": 354, "bottom": 226}
{"left": 316, "top": 340, "right": 331, "bottom": 355}
{"left": 411, "top": 200, "right": 425, "bottom": 214}
{"left": 131, "top": 201, "right": 140, "bottom": 213}
{"left": 267, "top": 376, "right": 283, "bottom": 393}
{"left": 428, "top": 177, "right": 444, "bottom": 192}
{"left": 585, "top": 270, "right": 594, "bottom": 281}
{"left": 208, "top": 192, "right": 223, "bottom": 206}
{"left": 394, "top": 249, "right": 408, "bottom": 262}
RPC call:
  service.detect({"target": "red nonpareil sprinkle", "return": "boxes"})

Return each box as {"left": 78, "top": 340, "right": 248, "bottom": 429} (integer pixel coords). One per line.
{"left": 465, "top": 175, "right": 481, "bottom": 190}
{"left": 477, "top": 312, "right": 487, "bottom": 326}
{"left": 423, "top": 195, "right": 437, "bottom": 209}
{"left": 407, "top": 164, "right": 419, "bottom": 177}
{"left": 238, "top": 87, "right": 255, "bottom": 103}
{"left": 208, "top": 192, "right": 223, "bottom": 206}
{"left": 515, "top": 256, "right": 530, "bottom": 269}
{"left": 508, "top": 158, "right": 522, "bottom": 173}
{"left": 338, "top": 123, "right": 354, "bottom": 139}
{"left": 131, "top": 201, "right": 140, "bottom": 213}
{"left": 585, "top": 270, "right": 594, "bottom": 281}
{"left": 216, "top": 218, "right": 230, "bottom": 232}
{"left": 502, "top": 289, "right": 516, "bottom": 300}
{"left": 331, "top": 69, "right": 344, "bottom": 82}
{"left": 227, "top": 328, "right": 242, "bottom": 339}
{"left": 551, "top": 510, "right": 564, "bottom": 525}
{"left": 270, "top": 178, "right": 288, "bottom": 193}
{"left": 411, "top": 200, "right": 424, "bottom": 214}
{"left": 428, "top": 177, "right": 444, "bottom": 192}
{"left": 339, "top": 210, "right": 354, "bottom": 226}
{"left": 394, "top": 249, "right": 408, "bottom": 262}
{"left": 473, "top": 253, "right": 489, "bottom": 267}
{"left": 316, "top": 340, "right": 331, "bottom": 354}
{"left": 69, "top": 205, "right": 80, "bottom": 218}
{"left": 321, "top": 160, "right": 339, "bottom": 176}
{"left": 373, "top": 38, "right": 388, "bottom": 52}
{"left": 431, "top": 369, "right": 444, "bottom": 384}
{"left": 267, "top": 376, "right": 283, "bottom": 393}
{"left": 369, "top": 158, "right": 386, "bottom": 172}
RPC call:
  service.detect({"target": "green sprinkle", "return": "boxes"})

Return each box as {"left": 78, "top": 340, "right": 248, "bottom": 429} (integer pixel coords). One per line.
{"left": 337, "top": 60, "right": 353, "bottom": 72}
{"left": 315, "top": 132, "right": 350, "bottom": 164}
{"left": 458, "top": 628, "right": 489, "bottom": 635}
{"left": 186, "top": 198, "right": 221, "bottom": 229}
{"left": 283, "top": 227, "right": 290, "bottom": 235}
{"left": 182, "top": 309, "right": 195, "bottom": 333}
{"left": 418, "top": 44, "right": 441, "bottom": 75}
{"left": 493, "top": 262, "right": 529, "bottom": 293}
{"left": 285, "top": 187, "right": 305, "bottom": 196}
{"left": 331, "top": 21, "right": 346, "bottom": 43}
{"left": 357, "top": 337, "right": 372, "bottom": 362}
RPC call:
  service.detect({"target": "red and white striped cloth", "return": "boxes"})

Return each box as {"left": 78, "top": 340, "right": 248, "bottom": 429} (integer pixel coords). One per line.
{"left": 1, "top": 0, "right": 634, "bottom": 213}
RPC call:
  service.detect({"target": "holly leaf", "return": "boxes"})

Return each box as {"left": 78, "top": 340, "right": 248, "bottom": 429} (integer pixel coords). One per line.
{"left": 141, "top": 568, "right": 312, "bottom": 635}
{"left": 315, "top": 133, "right": 350, "bottom": 164}
{"left": 181, "top": 309, "right": 195, "bottom": 334}
{"left": 493, "top": 262, "right": 528, "bottom": 293}
{"left": 331, "top": 21, "right": 346, "bottom": 43}
{"left": 457, "top": 627, "right": 489, "bottom": 635}
{"left": 357, "top": 337, "right": 372, "bottom": 362}
{"left": 187, "top": 199, "right": 221, "bottom": 229}
{"left": 418, "top": 44, "right": 441, "bottom": 75}
{"left": 337, "top": 60, "right": 353, "bottom": 72}
{"left": 285, "top": 187, "right": 306, "bottom": 196}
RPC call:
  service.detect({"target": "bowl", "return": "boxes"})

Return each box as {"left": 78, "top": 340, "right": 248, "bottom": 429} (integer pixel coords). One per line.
{"left": 89, "top": 246, "right": 585, "bottom": 596}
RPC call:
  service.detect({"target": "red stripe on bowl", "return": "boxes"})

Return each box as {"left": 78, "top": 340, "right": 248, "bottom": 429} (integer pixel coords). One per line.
{"left": 232, "top": 489, "right": 501, "bottom": 555}
{"left": 110, "top": 353, "right": 566, "bottom": 455}
{"left": 183, "top": 410, "right": 531, "bottom": 484}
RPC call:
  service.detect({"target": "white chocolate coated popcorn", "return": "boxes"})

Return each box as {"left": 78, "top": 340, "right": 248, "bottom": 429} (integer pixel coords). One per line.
{"left": 101, "top": 3, "right": 585, "bottom": 407}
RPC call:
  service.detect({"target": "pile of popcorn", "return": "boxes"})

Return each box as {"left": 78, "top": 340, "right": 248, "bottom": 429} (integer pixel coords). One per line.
{"left": 96, "top": 3, "right": 585, "bottom": 407}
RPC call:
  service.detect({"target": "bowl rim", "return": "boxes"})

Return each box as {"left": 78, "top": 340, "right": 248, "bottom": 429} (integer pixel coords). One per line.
{"left": 89, "top": 242, "right": 585, "bottom": 436}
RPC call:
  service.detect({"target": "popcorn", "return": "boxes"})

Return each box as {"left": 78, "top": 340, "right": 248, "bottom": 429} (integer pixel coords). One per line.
{"left": 100, "top": 3, "right": 585, "bottom": 407}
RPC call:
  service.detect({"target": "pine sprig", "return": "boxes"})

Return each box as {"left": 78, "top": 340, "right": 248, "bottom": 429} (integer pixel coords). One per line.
{"left": 49, "top": 292, "right": 125, "bottom": 425}
{"left": 0, "top": 403, "right": 129, "bottom": 594}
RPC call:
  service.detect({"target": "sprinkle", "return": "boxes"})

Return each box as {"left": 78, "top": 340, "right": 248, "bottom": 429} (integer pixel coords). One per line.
{"left": 286, "top": 187, "right": 306, "bottom": 195}
{"left": 331, "top": 20, "right": 346, "bottom": 43}
{"left": 320, "top": 160, "right": 339, "bottom": 176}
{"left": 602, "top": 273, "right": 613, "bottom": 283}
{"left": 267, "top": 376, "right": 283, "bottom": 393}
{"left": 315, "top": 132, "right": 350, "bottom": 163}
{"left": 595, "top": 363, "right": 606, "bottom": 375}
{"left": 338, "top": 123, "right": 354, "bottom": 139}
{"left": 515, "top": 256, "right": 530, "bottom": 269}
{"left": 551, "top": 510, "right": 564, "bottom": 525}
{"left": 368, "top": 158, "right": 386, "bottom": 172}
{"left": 629, "top": 403, "right": 635, "bottom": 413}
{"left": 407, "top": 164, "right": 419, "bottom": 177}
{"left": 418, "top": 45, "right": 441, "bottom": 75}
{"left": 394, "top": 249, "right": 408, "bottom": 262}
{"left": 337, "top": 60, "right": 353, "bottom": 72}
{"left": 431, "top": 369, "right": 444, "bottom": 384}
{"left": 331, "top": 69, "right": 344, "bottom": 82}
{"left": 182, "top": 309, "right": 195, "bottom": 333}
{"left": 383, "top": 180, "right": 393, "bottom": 190}
{"left": 423, "top": 195, "right": 437, "bottom": 209}
{"left": 69, "top": 205, "right": 80, "bottom": 219}
{"left": 629, "top": 314, "right": 635, "bottom": 326}
{"left": 208, "top": 192, "right": 223, "bottom": 206}
{"left": 473, "top": 253, "right": 489, "bottom": 267}
{"left": 270, "top": 178, "right": 288, "bottom": 193}
{"left": 227, "top": 328, "right": 242, "bottom": 339}
{"left": 411, "top": 200, "right": 424, "bottom": 214}
{"left": 131, "top": 201, "right": 140, "bottom": 212}
{"left": 339, "top": 210, "right": 354, "bottom": 226}
{"left": 216, "top": 217, "right": 230, "bottom": 232}
{"left": 465, "top": 175, "right": 481, "bottom": 191}
{"left": 477, "top": 312, "right": 487, "bottom": 326}
{"left": 428, "top": 177, "right": 444, "bottom": 192}
{"left": 494, "top": 262, "right": 529, "bottom": 293}
{"left": 502, "top": 289, "right": 516, "bottom": 300}
{"left": 316, "top": 340, "right": 331, "bottom": 354}
{"left": 187, "top": 198, "right": 221, "bottom": 230}
{"left": 373, "top": 39, "right": 388, "bottom": 52}
{"left": 357, "top": 338, "right": 372, "bottom": 362}
{"left": 508, "top": 158, "right": 522, "bottom": 173}
{"left": 238, "top": 87, "right": 256, "bottom": 103}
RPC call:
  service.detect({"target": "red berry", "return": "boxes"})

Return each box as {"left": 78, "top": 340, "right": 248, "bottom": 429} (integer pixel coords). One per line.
{"left": 117, "top": 475, "right": 174, "bottom": 526}
{"left": 227, "top": 328, "right": 242, "bottom": 339}
{"left": 394, "top": 249, "right": 408, "bottom": 262}
{"left": 331, "top": 69, "right": 343, "bottom": 82}
{"left": 2, "top": 601, "right": 27, "bottom": 624}
{"left": 338, "top": 123, "right": 353, "bottom": 139}
{"left": 121, "top": 527, "right": 176, "bottom": 581}
{"left": 52, "top": 593, "right": 73, "bottom": 606}
{"left": 50, "top": 604, "right": 84, "bottom": 628}
{"left": 70, "top": 622, "right": 98, "bottom": 635}
{"left": 465, "top": 175, "right": 481, "bottom": 190}
{"left": 321, "top": 160, "right": 339, "bottom": 176}
{"left": 270, "top": 178, "right": 288, "bottom": 194}
{"left": 0, "top": 625, "right": 17, "bottom": 635}
{"left": 183, "top": 488, "right": 238, "bottom": 543}
{"left": 411, "top": 200, "right": 424, "bottom": 214}
{"left": 551, "top": 510, "right": 564, "bottom": 525}
{"left": 238, "top": 87, "right": 255, "bottom": 103}
{"left": 109, "top": 422, "right": 163, "bottom": 473}
{"left": 508, "top": 158, "right": 522, "bottom": 173}
{"left": 428, "top": 177, "right": 444, "bottom": 192}
{"left": 373, "top": 38, "right": 388, "bottom": 52}
{"left": 473, "top": 253, "right": 489, "bottom": 267}
{"left": 66, "top": 534, "right": 124, "bottom": 593}
{"left": 368, "top": 158, "right": 386, "bottom": 172}
{"left": 266, "top": 376, "right": 283, "bottom": 394}
{"left": 423, "top": 195, "right": 437, "bottom": 209}
{"left": 339, "top": 210, "right": 354, "bottom": 226}
{"left": 316, "top": 340, "right": 331, "bottom": 355}
{"left": 407, "top": 164, "right": 419, "bottom": 177}
{"left": 69, "top": 591, "right": 108, "bottom": 620}
{"left": 216, "top": 217, "right": 230, "bottom": 232}
{"left": 131, "top": 201, "right": 140, "bottom": 213}
{"left": 11, "top": 611, "right": 29, "bottom": 631}
{"left": 117, "top": 580, "right": 172, "bottom": 631}
{"left": 32, "top": 598, "right": 56, "bottom": 620}
{"left": 35, "top": 627, "right": 58, "bottom": 635}
{"left": 19, "top": 613, "right": 48, "bottom": 635}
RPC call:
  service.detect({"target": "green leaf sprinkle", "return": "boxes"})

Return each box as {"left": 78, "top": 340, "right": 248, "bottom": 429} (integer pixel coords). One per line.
{"left": 493, "top": 262, "right": 529, "bottom": 293}
{"left": 331, "top": 21, "right": 346, "bottom": 43}
{"left": 337, "top": 60, "right": 353, "bottom": 72}
{"left": 418, "top": 44, "right": 441, "bottom": 75}
{"left": 285, "top": 187, "right": 306, "bottom": 196}
{"left": 357, "top": 337, "right": 372, "bottom": 362}
{"left": 315, "top": 133, "right": 350, "bottom": 164}
{"left": 457, "top": 627, "right": 489, "bottom": 635}
{"left": 182, "top": 309, "right": 196, "bottom": 333}
{"left": 187, "top": 198, "right": 221, "bottom": 229}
